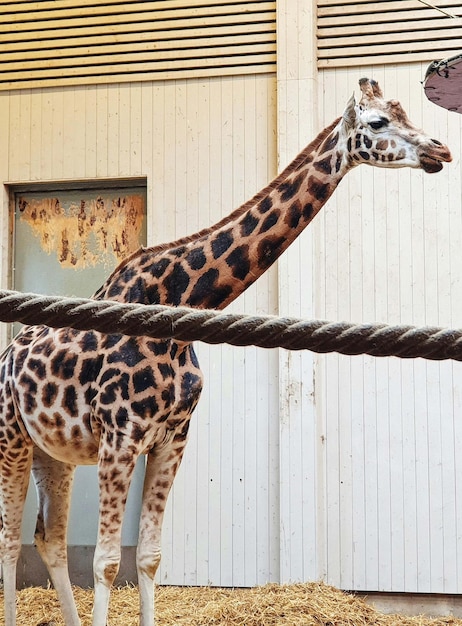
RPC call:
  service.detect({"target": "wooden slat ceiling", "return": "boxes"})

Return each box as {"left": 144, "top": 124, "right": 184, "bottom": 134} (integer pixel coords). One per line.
{"left": 0, "top": 0, "right": 276, "bottom": 90}
{"left": 318, "top": 0, "right": 462, "bottom": 67}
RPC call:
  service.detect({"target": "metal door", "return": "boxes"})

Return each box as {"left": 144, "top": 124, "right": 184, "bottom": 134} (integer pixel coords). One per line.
{"left": 12, "top": 183, "right": 146, "bottom": 584}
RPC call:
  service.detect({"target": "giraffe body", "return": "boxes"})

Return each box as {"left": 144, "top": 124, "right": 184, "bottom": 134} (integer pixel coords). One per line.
{"left": 0, "top": 79, "right": 451, "bottom": 625}
{"left": 4, "top": 326, "right": 200, "bottom": 466}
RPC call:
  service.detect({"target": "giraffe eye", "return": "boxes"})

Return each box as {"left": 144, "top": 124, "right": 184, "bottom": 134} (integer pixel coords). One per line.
{"left": 369, "top": 118, "right": 389, "bottom": 130}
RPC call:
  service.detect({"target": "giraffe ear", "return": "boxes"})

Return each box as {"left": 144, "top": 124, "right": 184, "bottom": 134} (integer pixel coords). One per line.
{"left": 369, "top": 79, "right": 383, "bottom": 99}
{"left": 342, "top": 93, "right": 357, "bottom": 128}
{"left": 359, "top": 77, "right": 384, "bottom": 103}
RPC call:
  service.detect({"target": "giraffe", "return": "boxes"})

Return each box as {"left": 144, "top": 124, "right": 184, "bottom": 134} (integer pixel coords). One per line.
{"left": 0, "top": 78, "right": 451, "bottom": 626}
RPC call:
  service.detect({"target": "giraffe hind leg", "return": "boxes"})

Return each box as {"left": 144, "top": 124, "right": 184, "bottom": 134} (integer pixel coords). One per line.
{"left": 32, "top": 447, "right": 81, "bottom": 626}
{"left": 91, "top": 441, "right": 142, "bottom": 626}
{"left": 137, "top": 436, "right": 190, "bottom": 626}
{"left": 0, "top": 444, "right": 33, "bottom": 626}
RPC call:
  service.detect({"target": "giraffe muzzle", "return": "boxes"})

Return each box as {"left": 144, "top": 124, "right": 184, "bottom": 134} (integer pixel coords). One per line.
{"left": 419, "top": 139, "right": 452, "bottom": 173}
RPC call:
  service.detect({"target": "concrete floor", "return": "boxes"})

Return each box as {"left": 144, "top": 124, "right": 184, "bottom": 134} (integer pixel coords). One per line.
{"left": 363, "top": 592, "right": 462, "bottom": 619}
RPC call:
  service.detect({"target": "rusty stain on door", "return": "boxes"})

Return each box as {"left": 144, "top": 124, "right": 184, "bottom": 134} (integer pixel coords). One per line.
{"left": 17, "top": 194, "right": 144, "bottom": 269}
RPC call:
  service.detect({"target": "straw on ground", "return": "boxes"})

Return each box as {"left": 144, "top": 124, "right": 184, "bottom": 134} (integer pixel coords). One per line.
{"left": 4, "top": 582, "right": 462, "bottom": 626}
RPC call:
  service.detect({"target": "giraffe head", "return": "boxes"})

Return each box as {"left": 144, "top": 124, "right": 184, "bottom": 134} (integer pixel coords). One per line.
{"left": 341, "top": 78, "right": 452, "bottom": 173}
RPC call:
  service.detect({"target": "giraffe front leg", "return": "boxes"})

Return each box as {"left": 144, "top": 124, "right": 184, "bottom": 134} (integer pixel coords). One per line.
{"left": 92, "top": 442, "right": 140, "bottom": 626}
{"left": 137, "top": 437, "right": 189, "bottom": 626}
{"left": 32, "top": 446, "right": 80, "bottom": 626}
{"left": 0, "top": 445, "right": 33, "bottom": 626}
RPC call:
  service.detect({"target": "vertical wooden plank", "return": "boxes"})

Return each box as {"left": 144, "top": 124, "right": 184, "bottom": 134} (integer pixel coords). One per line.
{"left": 195, "top": 79, "right": 211, "bottom": 233}
{"left": 388, "top": 366, "right": 405, "bottom": 592}
{"left": 382, "top": 65, "right": 406, "bottom": 593}
{"left": 194, "top": 343, "right": 211, "bottom": 586}
{"left": 313, "top": 66, "right": 328, "bottom": 584}
{"left": 376, "top": 358, "right": 392, "bottom": 590}
{"left": 423, "top": 59, "right": 456, "bottom": 592}
{"left": 220, "top": 76, "right": 237, "bottom": 586}
{"left": 0, "top": 91, "right": 10, "bottom": 182}
{"left": 241, "top": 75, "right": 258, "bottom": 586}
{"left": 396, "top": 65, "right": 422, "bottom": 593}
{"left": 316, "top": 67, "right": 337, "bottom": 586}
{"left": 140, "top": 82, "right": 154, "bottom": 246}
{"left": 401, "top": 359, "right": 418, "bottom": 591}
{"left": 204, "top": 83, "right": 228, "bottom": 564}
{"left": 362, "top": 353, "right": 379, "bottom": 589}
{"left": 443, "top": 73, "right": 462, "bottom": 593}
{"left": 414, "top": 360, "right": 432, "bottom": 592}
{"left": 203, "top": 78, "right": 223, "bottom": 587}
{"left": 453, "top": 360, "right": 462, "bottom": 592}
{"left": 192, "top": 80, "right": 211, "bottom": 586}
{"left": 229, "top": 76, "right": 247, "bottom": 585}
{"left": 446, "top": 363, "right": 462, "bottom": 592}
{"left": 0, "top": 90, "right": 10, "bottom": 347}
{"left": 421, "top": 62, "right": 451, "bottom": 584}
{"left": 150, "top": 79, "right": 173, "bottom": 584}
{"left": 357, "top": 67, "right": 379, "bottom": 592}
{"left": 140, "top": 82, "right": 153, "bottom": 180}
{"left": 387, "top": 66, "right": 412, "bottom": 593}
{"left": 107, "top": 84, "right": 120, "bottom": 177}
{"left": 161, "top": 81, "right": 177, "bottom": 245}
{"left": 129, "top": 82, "right": 142, "bottom": 176}
{"left": 334, "top": 68, "right": 356, "bottom": 591}
{"left": 61, "top": 88, "right": 75, "bottom": 179}
{"left": 29, "top": 89, "right": 42, "bottom": 181}
{"left": 413, "top": 63, "right": 438, "bottom": 593}
{"left": 96, "top": 84, "right": 109, "bottom": 179}
{"left": 181, "top": 79, "right": 201, "bottom": 586}
{"left": 208, "top": 77, "right": 224, "bottom": 230}
{"left": 245, "top": 74, "right": 280, "bottom": 585}
{"left": 350, "top": 367, "right": 366, "bottom": 590}
{"left": 173, "top": 80, "right": 188, "bottom": 239}
{"left": 19, "top": 90, "right": 32, "bottom": 182}
{"left": 446, "top": 87, "right": 462, "bottom": 329}
{"left": 118, "top": 83, "right": 131, "bottom": 177}
{"left": 72, "top": 86, "right": 86, "bottom": 179}
{"left": 54, "top": 88, "right": 66, "bottom": 180}
{"left": 160, "top": 80, "right": 187, "bottom": 585}
{"left": 277, "top": 0, "right": 319, "bottom": 585}
{"left": 85, "top": 86, "right": 97, "bottom": 178}
{"left": 8, "top": 91, "right": 21, "bottom": 182}
{"left": 367, "top": 82, "right": 395, "bottom": 585}
{"left": 325, "top": 353, "right": 341, "bottom": 587}
{"left": 428, "top": 362, "right": 445, "bottom": 591}
{"left": 185, "top": 79, "right": 199, "bottom": 233}
{"left": 149, "top": 82, "right": 166, "bottom": 242}
{"left": 347, "top": 68, "right": 368, "bottom": 589}
{"left": 256, "top": 74, "right": 279, "bottom": 583}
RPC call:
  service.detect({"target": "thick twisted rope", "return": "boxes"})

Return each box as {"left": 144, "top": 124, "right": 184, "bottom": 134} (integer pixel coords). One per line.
{"left": 0, "top": 289, "right": 461, "bottom": 361}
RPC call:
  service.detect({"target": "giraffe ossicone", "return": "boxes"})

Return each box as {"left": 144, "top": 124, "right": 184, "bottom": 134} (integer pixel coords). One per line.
{"left": 0, "top": 79, "right": 451, "bottom": 626}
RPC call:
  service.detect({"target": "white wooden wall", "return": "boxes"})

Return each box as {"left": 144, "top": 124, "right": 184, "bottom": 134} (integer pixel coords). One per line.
{"left": 150, "top": 77, "right": 281, "bottom": 585}
{"left": 315, "top": 64, "right": 462, "bottom": 593}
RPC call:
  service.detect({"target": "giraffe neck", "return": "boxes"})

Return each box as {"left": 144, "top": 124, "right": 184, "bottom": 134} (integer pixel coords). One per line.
{"left": 94, "top": 117, "right": 351, "bottom": 310}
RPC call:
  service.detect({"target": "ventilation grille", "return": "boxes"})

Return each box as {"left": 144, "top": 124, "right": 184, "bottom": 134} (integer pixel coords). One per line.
{"left": 0, "top": 0, "right": 276, "bottom": 90}
{"left": 318, "top": 0, "right": 462, "bottom": 68}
